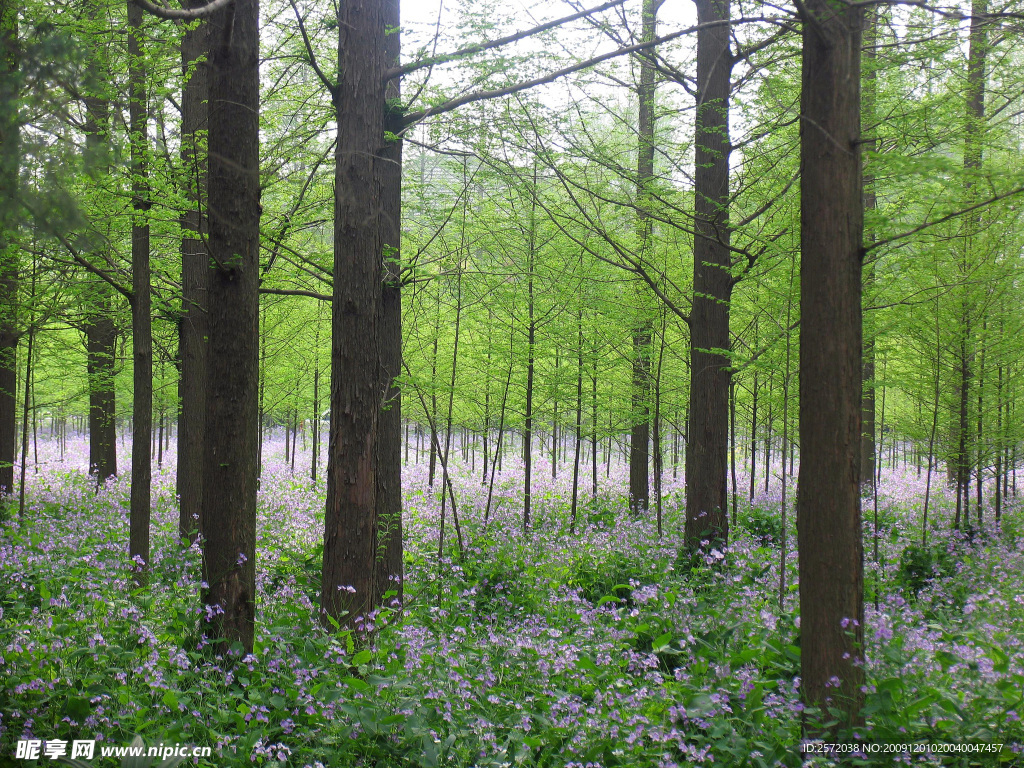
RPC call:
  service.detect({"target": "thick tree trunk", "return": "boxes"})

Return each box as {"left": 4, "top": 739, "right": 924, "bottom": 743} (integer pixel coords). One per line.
{"left": 85, "top": 299, "right": 117, "bottom": 483}
{"left": 0, "top": 4, "right": 18, "bottom": 500}
{"left": 685, "top": 0, "right": 732, "bottom": 548}
{"left": 797, "top": 0, "right": 865, "bottom": 731}
{"left": 128, "top": 0, "right": 152, "bottom": 586}
{"left": 201, "top": 0, "right": 260, "bottom": 654}
{"left": 375, "top": 29, "right": 404, "bottom": 601}
{"left": 82, "top": 71, "right": 117, "bottom": 484}
{"left": 321, "top": 0, "right": 388, "bottom": 628}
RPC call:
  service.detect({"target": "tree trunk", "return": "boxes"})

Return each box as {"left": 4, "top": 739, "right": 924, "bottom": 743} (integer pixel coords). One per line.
{"left": 128, "top": 0, "right": 152, "bottom": 586}
{"left": 570, "top": 311, "right": 584, "bottom": 531}
{"left": 177, "top": 0, "right": 209, "bottom": 545}
{"left": 0, "top": 3, "right": 18, "bottom": 501}
{"left": 82, "top": 75, "right": 117, "bottom": 485}
{"left": 85, "top": 296, "right": 117, "bottom": 483}
{"left": 685, "top": 0, "right": 732, "bottom": 548}
{"left": 524, "top": 263, "right": 535, "bottom": 532}
{"left": 16, "top": 259, "right": 32, "bottom": 521}
{"left": 322, "top": 0, "right": 388, "bottom": 628}
{"left": 860, "top": 8, "right": 877, "bottom": 490}
{"left": 797, "top": 0, "right": 865, "bottom": 730}
{"left": 628, "top": 0, "right": 660, "bottom": 516}
{"left": 201, "top": 0, "right": 261, "bottom": 654}
{"left": 749, "top": 366, "right": 758, "bottom": 503}
{"left": 375, "top": 39, "right": 404, "bottom": 600}
{"left": 311, "top": 308, "right": 321, "bottom": 483}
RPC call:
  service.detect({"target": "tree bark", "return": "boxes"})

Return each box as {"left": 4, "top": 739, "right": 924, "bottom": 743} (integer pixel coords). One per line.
{"left": 797, "top": 0, "right": 865, "bottom": 731}
{"left": 201, "top": 0, "right": 260, "bottom": 654}
{"left": 177, "top": 0, "right": 212, "bottom": 531}
{"left": 628, "top": 0, "right": 660, "bottom": 516}
{"left": 860, "top": 9, "right": 877, "bottom": 490}
{"left": 129, "top": 0, "right": 152, "bottom": 586}
{"left": 82, "top": 68, "right": 117, "bottom": 484}
{"left": 0, "top": 3, "right": 18, "bottom": 500}
{"left": 85, "top": 295, "right": 117, "bottom": 483}
{"left": 375, "top": 20, "right": 404, "bottom": 600}
{"left": 321, "top": 0, "right": 388, "bottom": 628}
{"left": 685, "top": 0, "right": 732, "bottom": 548}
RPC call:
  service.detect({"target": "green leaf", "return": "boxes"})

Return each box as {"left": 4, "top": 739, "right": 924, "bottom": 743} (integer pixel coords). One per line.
{"left": 344, "top": 676, "right": 371, "bottom": 693}
{"left": 651, "top": 632, "right": 673, "bottom": 653}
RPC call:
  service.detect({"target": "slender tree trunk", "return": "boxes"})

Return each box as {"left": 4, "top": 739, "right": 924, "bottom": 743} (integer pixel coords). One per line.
{"left": 439, "top": 264, "right": 462, "bottom": 544}
{"left": 797, "top": 0, "right": 865, "bottom": 730}
{"left": 178, "top": 0, "right": 209, "bottom": 544}
{"left": 483, "top": 314, "right": 491, "bottom": 484}
{"left": 524, "top": 259, "right": 535, "bottom": 532}
{"left": 779, "top": 257, "right": 794, "bottom": 607}
{"left": 157, "top": 395, "right": 164, "bottom": 468}
{"left": 923, "top": 294, "right": 941, "bottom": 546}
{"left": 976, "top": 321, "right": 985, "bottom": 528}
{"left": 628, "top": 0, "right": 660, "bottom": 516}
{"left": 16, "top": 260, "right": 31, "bottom": 522}
{"left": 571, "top": 312, "right": 584, "bottom": 531}
{"left": 291, "top": 407, "right": 298, "bottom": 473}
{"left": 750, "top": 366, "right": 758, "bottom": 503}
{"left": 729, "top": 377, "right": 737, "bottom": 525}
{"left": 311, "top": 308, "right": 321, "bottom": 483}
{"left": 653, "top": 312, "right": 666, "bottom": 537}
{"left": 995, "top": 358, "right": 1003, "bottom": 524}
{"left": 201, "top": 0, "right": 260, "bottom": 653}
{"left": 552, "top": 348, "right": 559, "bottom": 480}
{"left": 129, "top": 0, "right": 152, "bottom": 585}
{"left": 764, "top": 371, "right": 773, "bottom": 494}
{"left": 428, "top": 330, "right": 439, "bottom": 486}
{"left": 685, "top": 0, "right": 733, "bottom": 548}
{"left": 592, "top": 336, "right": 598, "bottom": 501}
{"left": 484, "top": 319, "right": 514, "bottom": 525}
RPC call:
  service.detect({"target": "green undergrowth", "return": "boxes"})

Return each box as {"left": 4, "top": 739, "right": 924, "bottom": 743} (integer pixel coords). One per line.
{"left": 3, "top": 476, "right": 1024, "bottom": 766}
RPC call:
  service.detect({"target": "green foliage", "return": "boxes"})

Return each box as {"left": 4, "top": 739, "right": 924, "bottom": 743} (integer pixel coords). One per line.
{"left": 740, "top": 505, "right": 784, "bottom": 547}
{"left": 897, "top": 542, "right": 958, "bottom": 596}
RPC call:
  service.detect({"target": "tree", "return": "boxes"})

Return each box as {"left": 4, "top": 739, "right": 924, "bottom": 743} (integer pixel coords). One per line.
{"left": 684, "top": 0, "right": 734, "bottom": 548}
{"left": 320, "top": 0, "right": 389, "bottom": 627}
{"left": 628, "top": 0, "right": 661, "bottom": 517}
{"left": 0, "top": 0, "right": 18, "bottom": 501}
{"left": 128, "top": 0, "right": 152, "bottom": 586}
{"left": 796, "top": 0, "right": 865, "bottom": 731}
{"left": 178, "top": 0, "right": 210, "bottom": 546}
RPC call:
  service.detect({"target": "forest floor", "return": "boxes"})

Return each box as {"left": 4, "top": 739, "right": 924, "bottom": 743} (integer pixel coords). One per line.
{"left": 1, "top": 436, "right": 1023, "bottom": 767}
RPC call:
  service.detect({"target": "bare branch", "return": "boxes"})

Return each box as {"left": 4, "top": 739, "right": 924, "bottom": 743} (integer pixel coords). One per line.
{"left": 402, "top": 17, "right": 782, "bottom": 127}
{"left": 386, "top": 0, "right": 626, "bottom": 81}
{"left": 867, "top": 185, "right": 1024, "bottom": 252}
{"left": 287, "top": 0, "right": 338, "bottom": 95}
{"left": 132, "top": 0, "right": 233, "bottom": 22}
{"left": 258, "top": 287, "right": 331, "bottom": 301}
